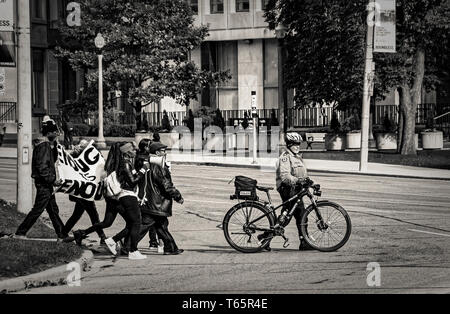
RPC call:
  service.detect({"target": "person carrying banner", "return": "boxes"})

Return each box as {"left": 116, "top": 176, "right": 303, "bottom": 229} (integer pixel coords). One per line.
{"left": 62, "top": 139, "right": 107, "bottom": 244}
{"left": 73, "top": 142, "right": 126, "bottom": 245}
{"left": 14, "top": 117, "right": 68, "bottom": 241}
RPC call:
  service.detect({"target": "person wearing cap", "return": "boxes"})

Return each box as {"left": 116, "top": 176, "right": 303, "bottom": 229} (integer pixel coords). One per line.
{"left": 134, "top": 139, "right": 160, "bottom": 251}
{"left": 102, "top": 141, "right": 151, "bottom": 260}
{"left": 138, "top": 141, "right": 184, "bottom": 255}
{"left": 62, "top": 139, "right": 107, "bottom": 244}
{"left": 14, "top": 118, "right": 68, "bottom": 241}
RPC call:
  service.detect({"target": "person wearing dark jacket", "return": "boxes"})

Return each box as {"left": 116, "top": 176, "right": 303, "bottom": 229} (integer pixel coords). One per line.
{"left": 103, "top": 141, "right": 150, "bottom": 260}
{"left": 62, "top": 139, "right": 106, "bottom": 244}
{"left": 139, "top": 142, "right": 184, "bottom": 255}
{"left": 15, "top": 118, "right": 68, "bottom": 240}
{"left": 134, "top": 139, "right": 160, "bottom": 250}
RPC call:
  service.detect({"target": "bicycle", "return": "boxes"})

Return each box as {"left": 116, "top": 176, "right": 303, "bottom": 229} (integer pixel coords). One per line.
{"left": 223, "top": 178, "right": 352, "bottom": 253}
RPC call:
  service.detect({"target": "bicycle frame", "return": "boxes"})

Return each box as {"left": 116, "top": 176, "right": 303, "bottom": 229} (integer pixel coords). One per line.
{"left": 244, "top": 186, "right": 324, "bottom": 232}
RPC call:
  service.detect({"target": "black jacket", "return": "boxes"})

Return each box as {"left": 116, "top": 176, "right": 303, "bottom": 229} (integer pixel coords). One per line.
{"left": 118, "top": 156, "right": 145, "bottom": 192}
{"left": 140, "top": 164, "right": 182, "bottom": 217}
{"left": 31, "top": 137, "right": 57, "bottom": 185}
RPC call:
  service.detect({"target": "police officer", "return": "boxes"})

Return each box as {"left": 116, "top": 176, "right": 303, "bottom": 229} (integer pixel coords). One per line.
{"left": 275, "top": 132, "right": 313, "bottom": 251}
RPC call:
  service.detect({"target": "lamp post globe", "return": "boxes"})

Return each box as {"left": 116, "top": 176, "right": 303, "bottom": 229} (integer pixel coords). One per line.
{"left": 95, "top": 33, "right": 105, "bottom": 49}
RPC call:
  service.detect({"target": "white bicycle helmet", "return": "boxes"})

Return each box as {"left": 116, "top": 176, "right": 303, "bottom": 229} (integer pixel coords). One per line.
{"left": 285, "top": 132, "right": 303, "bottom": 146}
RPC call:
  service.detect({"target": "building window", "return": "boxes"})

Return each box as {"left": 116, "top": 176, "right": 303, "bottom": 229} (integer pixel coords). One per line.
{"left": 187, "top": 0, "right": 199, "bottom": 14}
{"left": 262, "top": 0, "right": 270, "bottom": 10}
{"left": 32, "top": 0, "right": 46, "bottom": 20}
{"left": 210, "top": 0, "right": 224, "bottom": 14}
{"left": 32, "top": 49, "right": 45, "bottom": 112}
{"left": 0, "top": 32, "right": 16, "bottom": 66}
{"left": 236, "top": 0, "right": 250, "bottom": 12}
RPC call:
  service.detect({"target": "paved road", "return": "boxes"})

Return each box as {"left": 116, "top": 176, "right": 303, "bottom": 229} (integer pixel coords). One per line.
{"left": 1, "top": 159, "right": 450, "bottom": 294}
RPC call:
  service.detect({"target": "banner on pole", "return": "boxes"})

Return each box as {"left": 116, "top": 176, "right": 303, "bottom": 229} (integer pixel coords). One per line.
{"left": 55, "top": 140, "right": 106, "bottom": 201}
{"left": 374, "top": 0, "right": 396, "bottom": 53}
{"left": 0, "top": 0, "right": 14, "bottom": 32}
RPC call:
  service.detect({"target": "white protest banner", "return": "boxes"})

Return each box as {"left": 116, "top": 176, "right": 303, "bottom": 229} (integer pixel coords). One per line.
{"left": 0, "top": 0, "right": 14, "bottom": 32}
{"left": 374, "top": 0, "right": 396, "bottom": 53}
{"left": 55, "top": 140, "right": 106, "bottom": 201}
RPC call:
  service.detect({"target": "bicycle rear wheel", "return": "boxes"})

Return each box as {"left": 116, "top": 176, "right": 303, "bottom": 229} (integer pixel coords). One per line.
{"left": 301, "top": 201, "right": 351, "bottom": 252}
{"left": 223, "top": 201, "right": 275, "bottom": 253}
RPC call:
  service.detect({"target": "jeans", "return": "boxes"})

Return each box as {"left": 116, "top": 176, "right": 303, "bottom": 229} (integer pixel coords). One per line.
{"left": 148, "top": 225, "right": 159, "bottom": 247}
{"left": 16, "top": 183, "right": 65, "bottom": 238}
{"left": 112, "top": 196, "right": 142, "bottom": 252}
{"left": 124, "top": 213, "right": 178, "bottom": 253}
{"left": 63, "top": 199, "right": 106, "bottom": 239}
{"left": 82, "top": 198, "right": 123, "bottom": 236}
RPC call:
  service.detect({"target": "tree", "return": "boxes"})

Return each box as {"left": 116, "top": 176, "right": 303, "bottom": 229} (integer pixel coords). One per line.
{"left": 265, "top": 0, "right": 450, "bottom": 155}
{"left": 55, "top": 0, "right": 229, "bottom": 129}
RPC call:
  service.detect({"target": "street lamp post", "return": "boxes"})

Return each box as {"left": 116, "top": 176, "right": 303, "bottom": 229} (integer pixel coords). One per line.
{"left": 95, "top": 33, "right": 106, "bottom": 149}
{"left": 275, "top": 23, "right": 287, "bottom": 150}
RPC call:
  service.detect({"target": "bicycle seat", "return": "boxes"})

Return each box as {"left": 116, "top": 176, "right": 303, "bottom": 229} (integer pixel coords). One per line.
{"left": 256, "top": 186, "right": 274, "bottom": 192}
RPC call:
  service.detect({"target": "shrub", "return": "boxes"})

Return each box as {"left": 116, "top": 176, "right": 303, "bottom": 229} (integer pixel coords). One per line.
{"left": 382, "top": 114, "right": 397, "bottom": 133}
{"left": 71, "top": 124, "right": 90, "bottom": 136}
{"left": 105, "top": 124, "right": 136, "bottom": 137}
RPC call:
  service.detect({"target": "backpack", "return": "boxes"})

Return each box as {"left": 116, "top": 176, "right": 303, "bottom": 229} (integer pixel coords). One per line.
{"left": 104, "top": 171, "right": 121, "bottom": 199}
{"left": 233, "top": 176, "right": 258, "bottom": 200}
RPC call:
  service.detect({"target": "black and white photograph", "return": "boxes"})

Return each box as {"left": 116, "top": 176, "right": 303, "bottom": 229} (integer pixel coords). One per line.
{"left": 0, "top": 0, "right": 450, "bottom": 302}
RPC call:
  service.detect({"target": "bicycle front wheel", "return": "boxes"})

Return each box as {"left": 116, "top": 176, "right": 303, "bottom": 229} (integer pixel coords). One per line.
{"left": 301, "top": 201, "right": 351, "bottom": 252}
{"left": 223, "top": 201, "right": 275, "bottom": 253}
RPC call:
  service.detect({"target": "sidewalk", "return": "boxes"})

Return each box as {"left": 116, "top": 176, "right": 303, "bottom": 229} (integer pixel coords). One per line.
{"left": 2, "top": 146, "right": 450, "bottom": 180}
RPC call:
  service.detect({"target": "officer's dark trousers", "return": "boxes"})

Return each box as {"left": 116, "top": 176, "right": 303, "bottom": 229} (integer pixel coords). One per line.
{"left": 63, "top": 199, "right": 106, "bottom": 239}
{"left": 16, "top": 183, "right": 65, "bottom": 238}
{"left": 278, "top": 185, "right": 307, "bottom": 240}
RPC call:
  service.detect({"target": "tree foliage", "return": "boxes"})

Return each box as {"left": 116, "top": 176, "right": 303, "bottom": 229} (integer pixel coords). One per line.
{"left": 265, "top": 0, "right": 450, "bottom": 154}
{"left": 54, "top": 0, "right": 229, "bottom": 116}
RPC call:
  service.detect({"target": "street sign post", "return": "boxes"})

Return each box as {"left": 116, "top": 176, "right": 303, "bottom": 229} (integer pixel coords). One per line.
{"left": 251, "top": 91, "right": 257, "bottom": 164}
{"left": 95, "top": 33, "right": 106, "bottom": 149}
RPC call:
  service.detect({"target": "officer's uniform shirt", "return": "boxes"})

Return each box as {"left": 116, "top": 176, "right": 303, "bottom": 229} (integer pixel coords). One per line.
{"left": 276, "top": 148, "right": 308, "bottom": 190}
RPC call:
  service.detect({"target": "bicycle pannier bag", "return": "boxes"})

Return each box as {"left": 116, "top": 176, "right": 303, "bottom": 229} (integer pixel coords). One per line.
{"left": 104, "top": 171, "right": 122, "bottom": 198}
{"left": 234, "top": 176, "right": 258, "bottom": 200}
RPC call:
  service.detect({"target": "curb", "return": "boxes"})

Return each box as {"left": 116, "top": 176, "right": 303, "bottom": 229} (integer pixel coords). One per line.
{"left": 0, "top": 249, "right": 94, "bottom": 294}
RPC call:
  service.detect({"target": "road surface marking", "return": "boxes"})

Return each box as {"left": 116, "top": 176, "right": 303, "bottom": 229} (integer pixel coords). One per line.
{"left": 408, "top": 229, "right": 450, "bottom": 237}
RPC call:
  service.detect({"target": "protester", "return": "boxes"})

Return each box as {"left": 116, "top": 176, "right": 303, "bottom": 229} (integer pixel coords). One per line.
{"left": 73, "top": 142, "right": 127, "bottom": 245}
{"left": 62, "top": 115, "right": 73, "bottom": 149}
{"left": 102, "top": 141, "right": 150, "bottom": 260}
{"left": 134, "top": 139, "right": 160, "bottom": 250}
{"left": 62, "top": 139, "right": 107, "bottom": 244}
{"left": 0, "top": 123, "right": 6, "bottom": 147}
{"left": 14, "top": 117, "right": 68, "bottom": 241}
{"left": 139, "top": 142, "right": 184, "bottom": 255}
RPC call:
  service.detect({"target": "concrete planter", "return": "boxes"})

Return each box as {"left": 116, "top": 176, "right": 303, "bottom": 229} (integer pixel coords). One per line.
{"left": 346, "top": 131, "right": 361, "bottom": 149}
{"left": 205, "top": 133, "right": 226, "bottom": 151}
{"left": 134, "top": 131, "right": 151, "bottom": 146}
{"left": 421, "top": 131, "right": 443, "bottom": 150}
{"left": 376, "top": 133, "right": 397, "bottom": 150}
{"left": 325, "top": 134, "right": 346, "bottom": 151}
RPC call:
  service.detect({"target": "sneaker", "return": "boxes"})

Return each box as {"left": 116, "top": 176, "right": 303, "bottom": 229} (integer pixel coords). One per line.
{"left": 73, "top": 230, "right": 86, "bottom": 246}
{"left": 148, "top": 245, "right": 158, "bottom": 251}
{"left": 164, "top": 249, "right": 184, "bottom": 255}
{"left": 129, "top": 250, "right": 147, "bottom": 260}
{"left": 105, "top": 237, "right": 117, "bottom": 255}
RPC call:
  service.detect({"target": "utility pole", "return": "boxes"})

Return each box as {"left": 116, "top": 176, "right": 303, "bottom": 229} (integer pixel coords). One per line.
{"left": 16, "top": 0, "right": 33, "bottom": 213}
{"left": 360, "top": 0, "right": 376, "bottom": 172}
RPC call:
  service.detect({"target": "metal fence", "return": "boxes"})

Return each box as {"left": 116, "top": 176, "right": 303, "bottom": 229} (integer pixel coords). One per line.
{"left": 0, "top": 102, "right": 16, "bottom": 123}
{"left": 67, "top": 103, "right": 449, "bottom": 130}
